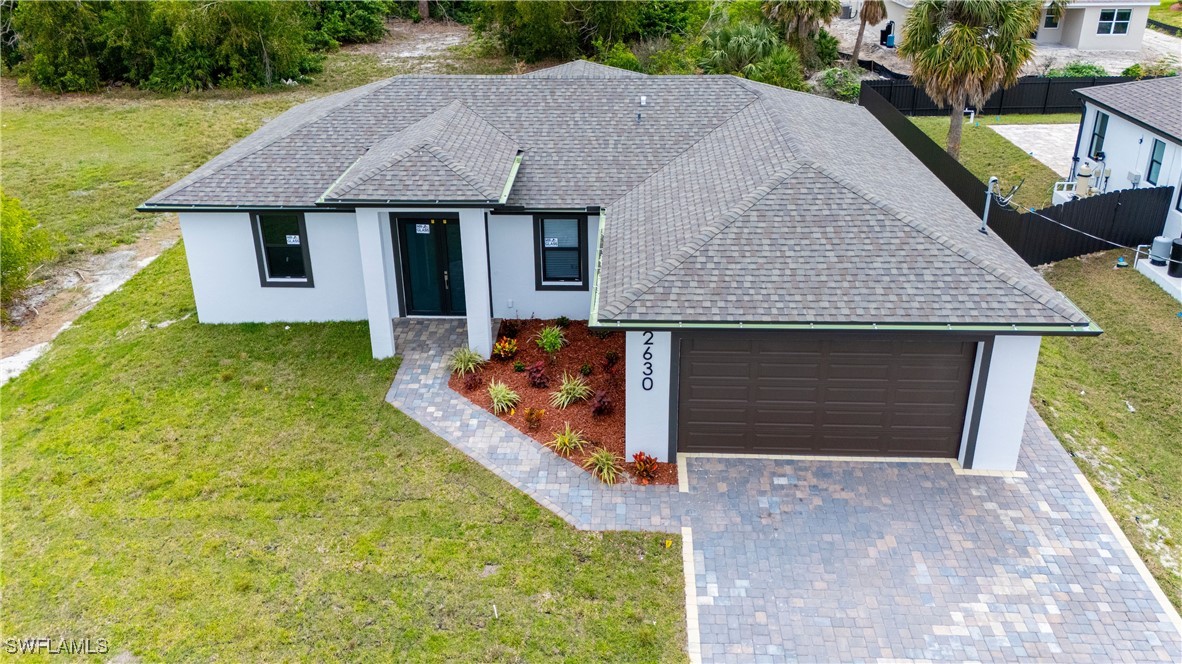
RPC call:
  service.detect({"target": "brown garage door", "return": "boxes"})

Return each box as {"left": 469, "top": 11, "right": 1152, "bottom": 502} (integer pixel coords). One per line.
{"left": 676, "top": 336, "right": 976, "bottom": 457}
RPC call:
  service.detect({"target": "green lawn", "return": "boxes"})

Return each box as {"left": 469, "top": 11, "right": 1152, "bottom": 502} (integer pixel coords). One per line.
{"left": 1150, "top": 0, "right": 1182, "bottom": 29}
{"left": 0, "top": 246, "right": 687, "bottom": 661}
{"left": 910, "top": 113, "right": 1079, "bottom": 209}
{"left": 1035, "top": 250, "right": 1182, "bottom": 611}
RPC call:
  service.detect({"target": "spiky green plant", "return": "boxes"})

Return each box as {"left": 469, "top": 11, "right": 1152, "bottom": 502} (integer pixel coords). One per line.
{"left": 548, "top": 422, "right": 586, "bottom": 457}
{"left": 583, "top": 448, "right": 623, "bottom": 485}
{"left": 487, "top": 380, "right": 521, "bottom": 415}
{"left": 448, "top": 347, "right": 486, "bottom": 376}
{"left": 533, "top": 325, "right": 566, "bottom": 360}
{"left": 550, "top": 372, "right": 593, "bottom": 408}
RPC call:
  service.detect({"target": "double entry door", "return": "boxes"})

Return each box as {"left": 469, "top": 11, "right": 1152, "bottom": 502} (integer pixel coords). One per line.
{"left": 395, "top": 215, "right": 466, "bottom": 316}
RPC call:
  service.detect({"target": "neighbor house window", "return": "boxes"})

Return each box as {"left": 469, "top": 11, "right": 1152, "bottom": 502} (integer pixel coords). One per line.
{"left": 1088, "top": 112, "right": 1109, "bottom": 159}
{"left": 1097, "top": 8, "right": 1131, "bottom": 34}
{"left": 251, "top": 212, "right": 313, "bottom": 287}
{"left": 534, "top": 216, "right": 587, "bottom": 290}
{"left": 1043, "top": 12, "right": 1059, "bottom": 29}
{"left": 1146, "top": 139, "right": 1165, "bottom": 185}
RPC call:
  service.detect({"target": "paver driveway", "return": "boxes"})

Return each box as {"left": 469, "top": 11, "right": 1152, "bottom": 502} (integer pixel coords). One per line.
{"left": 388, "top": 320, "right": 1182, "bottom": 663}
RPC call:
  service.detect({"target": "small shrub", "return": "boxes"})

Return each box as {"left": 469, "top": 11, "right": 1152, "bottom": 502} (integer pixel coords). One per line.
{"left": 448, "top": 347, "right": 486, "bottom": 375}
{"left": 527, "top": 361, "right": 550, "bottom": 388}
{"left": 584, "top": 448, "right": 623, "bottom": 485}
{"left": 513, "top": 360, "right": 526, "bottom": 372}
{"left": 554, "top": 315, "right": 571, "bottom": 328}
{"left": 745, "top": 44, "right": 806, "bottom": 91}
{"left": 492, "top": 336, "right": 518, "bottom": 360}
{"left": 534, "top": 325, "right": 566, "bottom": 360}
{"left": 604, "top": 350, "right": 620, "bottom": 367}
{"left": 1047, "top": 60, "right": 1107, "bottom": 77}
{"left": 551, "top": 373, "right": 593, "bottom": 408}
{"left": 819, "top": 66, "right": 861, "bottom": 102}
{"left": 1121, "top": 57, "right": 1179, "bottom": 79}
{"left": 590, "top": 390, "right": 613, "bottom": 416}
{"left": 499, "top": 318, "right": 521, "bottom": 338}
{"left": 1, "top": 191, "right": 54, "bottom": 317}
{"left": 463, "top": 373, "right": 482, "bottom": 391}
{"left": 579, "top": 362, "right": 594, "bottom": 377}
{"left": 524, "top": 407, "right": 545, "bottom": 430}
{"left": 594, "top": 38, "right": 642, "bottom": 72}
{"left": 487, "top": 380, "right": 521, "bottom": 415}
{"left": 812, "top": 28, "right": 839, "bottom": 69}
{"left": 548, "top": 422, "right": 586, "bottom": 457}
{"left": 632, "top": 451, "right": 658, "bottom": 484}
{"left": 590, "top": 328, "right": 613, "bottom": 340}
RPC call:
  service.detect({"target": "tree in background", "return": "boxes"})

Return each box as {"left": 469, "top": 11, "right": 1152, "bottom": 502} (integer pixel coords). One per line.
{"left": 849, "top": 0, "right": 886, "bottom": 68}
{"left": 698, "top": 21, "right": 805, "bottom": 90}
{"left": 1, "top": 191, "right": 54, "bottom": 320}
{"left": 899, "top": 0, "right": 1040, "bottom": 159}
{"left": 761, "top": 0, "right": 840, "bottom": 64}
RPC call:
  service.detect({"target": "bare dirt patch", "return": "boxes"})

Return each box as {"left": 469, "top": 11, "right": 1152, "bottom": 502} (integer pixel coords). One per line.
{"left": 0, "top": 216, "right": 180, "bottom": 384}
{"left": 342, "top": 19, "right": 473, "bottom": 72}
{"left": 449, "top": 319, "right": 677, "bottom": 486}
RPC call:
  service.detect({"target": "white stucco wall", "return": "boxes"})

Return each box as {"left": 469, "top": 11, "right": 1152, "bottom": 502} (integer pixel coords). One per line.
{"left": 487, "top": 214, "right": 600, "bottom": 320}
{"left": 970, "top": 336, "right": 1042, "bottom": 471}
{"left": 1065, "top": 5, "right": 1150, "bottom": 51}
{"left": 179, "top": 211, "right": 367, "bottom": 324}
{"left": 1073, "top": 102, "right": 1182, "bottom": 238}
{"left": 625, "top": 330, "right": 672, "bottom": 462}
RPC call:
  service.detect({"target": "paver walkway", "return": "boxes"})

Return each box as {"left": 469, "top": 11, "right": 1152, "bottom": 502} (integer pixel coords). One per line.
{"left": 387, "top": 319, "right": 1182, "bottom": 662}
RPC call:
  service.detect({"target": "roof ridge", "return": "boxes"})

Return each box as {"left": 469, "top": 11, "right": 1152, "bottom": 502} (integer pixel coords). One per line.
{"left": 603, "top": 95, "right": 764, "bottom": 207}
{"left": 601, "top": 162, "right": 805, "bottom": 318}
{"left": 153, "top": 77, "right": 400, "bottom": 203}
{"left": 803, "top": 160, "right": 1083, "bottom": 323}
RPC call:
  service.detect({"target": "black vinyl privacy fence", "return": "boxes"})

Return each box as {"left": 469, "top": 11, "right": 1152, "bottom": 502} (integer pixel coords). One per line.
{"left": 859, "top": 85, "right": 1175, "bottom": 266}
{"left": 862, "top": 75, "right": 1142, "bottom": 116}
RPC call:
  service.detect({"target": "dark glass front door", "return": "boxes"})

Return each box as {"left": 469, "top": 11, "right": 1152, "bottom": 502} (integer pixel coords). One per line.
{"left": 396, "top": 216, "right": 466, "bottom": 315}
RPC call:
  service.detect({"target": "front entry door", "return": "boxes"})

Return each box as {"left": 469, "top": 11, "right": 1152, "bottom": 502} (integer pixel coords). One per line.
{"left": 396, "top": 216, "right": 466, "bottom": 315}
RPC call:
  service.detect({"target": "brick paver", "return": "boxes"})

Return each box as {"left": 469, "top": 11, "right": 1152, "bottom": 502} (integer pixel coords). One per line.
{"left": 387, "top": 319, "right": 1182, "bottom": 662}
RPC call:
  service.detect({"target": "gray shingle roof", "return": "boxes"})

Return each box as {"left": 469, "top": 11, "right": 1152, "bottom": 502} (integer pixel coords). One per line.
{"left": 146, "top": 61, "right": 1089, "bottom": 328}
{"left": 323, "top": 100, "right": 521, "bottom": 202}
{"left": 1075, "top": 76, "right": 1182, "bottom": 143}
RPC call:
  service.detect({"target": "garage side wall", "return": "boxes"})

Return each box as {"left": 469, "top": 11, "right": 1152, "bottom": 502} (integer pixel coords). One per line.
{"left": 180, "top": 211, "right": 367, "bottom": 324}
{"left": 624, "top": 330, "right": 673, "bottom": 462}
{"left": 969, "top": 335, "right": 1042, "bottom": 471}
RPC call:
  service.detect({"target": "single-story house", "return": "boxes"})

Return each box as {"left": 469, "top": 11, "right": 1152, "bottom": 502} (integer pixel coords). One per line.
{"left": 1056, "top": 75, "right": 1182, "bottom": 299}
{"left": 142, "top": 61, "right": 1098, "bottom": 472}
{"left": 867, "top": 0, "right": 1154, "bottom": 52}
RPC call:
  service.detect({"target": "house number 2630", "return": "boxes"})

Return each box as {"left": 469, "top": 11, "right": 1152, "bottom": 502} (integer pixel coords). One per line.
{"left": 641, "top": 331, "right": 655, "bottom": 391}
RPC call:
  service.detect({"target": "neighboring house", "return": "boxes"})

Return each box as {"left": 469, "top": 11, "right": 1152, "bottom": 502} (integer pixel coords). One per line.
{"left": 1059, "top": 75, "right": 1182, "bottom": 299}
{"left": 142, "top": 61, "right": 1097, "bottom": 472}
{"left": 869, "top": 0, "right": 1154, "bottom": 51}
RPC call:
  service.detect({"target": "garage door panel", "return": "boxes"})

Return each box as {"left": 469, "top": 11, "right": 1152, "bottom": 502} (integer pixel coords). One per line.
{"left": 678, "top": 336, "right": 975, "bottom": 457}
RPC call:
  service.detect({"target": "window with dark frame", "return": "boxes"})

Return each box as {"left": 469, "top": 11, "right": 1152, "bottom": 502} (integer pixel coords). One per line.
{"left": 252, "top": 212, "right": 313, "bottom": 287}
{"left": 1043, "top": 12, "right": 1059, "bottom": 29}
{"left": 1097, "top": 8, "right": 1131, "bottom": 34}
{"left": 1146, "top": 139, "right": 1165, "bottom": 185}
{"left": 534, "top": 216, "right": 586, "bottom": 290}
{"left": 1088, "top": 112, "right": 1108, "bottom": 159}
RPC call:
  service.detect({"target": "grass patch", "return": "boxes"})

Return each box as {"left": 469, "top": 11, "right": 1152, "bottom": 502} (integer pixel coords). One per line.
{"left": 1150, "top": 0, "right": 1182, "bottom": 29}
{"left": 1035, "top": 249, "right": 1182, "bottom": 610}
{"left": 0, "top": 246, "right": 687, "bottom": 661}
{"left": 910, "top": 114, "right": 1076, "bottom": 209}
{"left": 0, "top": 53, "right": 403, "bottom": 258}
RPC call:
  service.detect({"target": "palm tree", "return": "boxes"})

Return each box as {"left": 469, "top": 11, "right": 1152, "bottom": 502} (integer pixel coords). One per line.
{"left": 899, "top": 0, "right": 1041, "bottom": 160}
{"left": 762, "top": 0, "right": 841, "bottom": 60}
{"left": 850, "top": 0, "right": 886, "bottom": 69}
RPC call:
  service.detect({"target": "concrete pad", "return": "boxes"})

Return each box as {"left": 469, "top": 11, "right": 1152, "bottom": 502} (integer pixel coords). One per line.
{"left": 991, "top": 123, "right": 1080, "bottom": 177}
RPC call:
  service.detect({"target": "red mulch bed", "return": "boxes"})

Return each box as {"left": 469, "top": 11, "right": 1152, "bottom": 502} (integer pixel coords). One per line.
{"left": 448, "top": 319, "right": 677, "bottom": 486}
